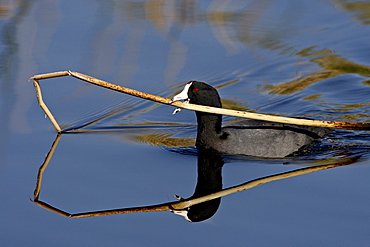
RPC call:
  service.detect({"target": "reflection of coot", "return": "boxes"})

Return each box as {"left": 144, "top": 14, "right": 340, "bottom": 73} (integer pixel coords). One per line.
{"left": 172, "top": 81, "right": 331, "bottom": 158}
{"left": 172, "top": 154, "right": 224, "bottom": 222}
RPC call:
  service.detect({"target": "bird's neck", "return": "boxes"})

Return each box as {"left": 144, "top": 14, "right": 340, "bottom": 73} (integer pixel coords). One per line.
{"left": 195, "top": 112, "right": 222, "bottom": 148}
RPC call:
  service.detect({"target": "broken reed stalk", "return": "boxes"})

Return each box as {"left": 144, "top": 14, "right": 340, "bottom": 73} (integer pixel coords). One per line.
{"left": 33, "top": 79, "right": 62, "bottom": 132}
{"left": 31, "top": 71, "right": 370, "bottom": 132}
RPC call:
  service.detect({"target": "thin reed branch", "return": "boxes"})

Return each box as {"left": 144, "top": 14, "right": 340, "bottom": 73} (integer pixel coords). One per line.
{"left": 30, "top": 71, "right": 370, "bottom": 132}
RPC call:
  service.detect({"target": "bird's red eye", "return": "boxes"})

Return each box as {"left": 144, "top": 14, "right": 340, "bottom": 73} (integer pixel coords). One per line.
{"left": 193, "top": 88, "right": 199, "bottom": 92}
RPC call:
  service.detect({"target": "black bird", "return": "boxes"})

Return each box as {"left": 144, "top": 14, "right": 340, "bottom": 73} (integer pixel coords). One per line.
{"left": 171, "top": 81, "right": 330, "bottom": 158}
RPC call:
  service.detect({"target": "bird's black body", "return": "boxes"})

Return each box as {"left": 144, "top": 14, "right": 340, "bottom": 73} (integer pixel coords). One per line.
{"left": 172, "top": 81, "right": 330, "bottom": 158}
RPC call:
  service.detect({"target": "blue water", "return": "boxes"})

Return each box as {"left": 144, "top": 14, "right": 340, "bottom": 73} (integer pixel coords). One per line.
{"left": 1, "top": 1, "right": 370, "bottom": 246}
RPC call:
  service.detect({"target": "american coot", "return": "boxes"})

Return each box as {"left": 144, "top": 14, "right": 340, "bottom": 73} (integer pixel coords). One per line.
{"left": 171, "top": 81, "right": 331, "bottom": 158}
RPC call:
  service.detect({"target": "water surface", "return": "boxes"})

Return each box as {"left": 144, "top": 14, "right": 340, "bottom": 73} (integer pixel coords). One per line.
{"left": 1, "top": 0, "right": 370, "bottom": 246}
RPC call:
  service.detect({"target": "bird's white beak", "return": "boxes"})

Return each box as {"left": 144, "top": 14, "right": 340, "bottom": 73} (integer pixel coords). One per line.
{"left": 170, "top": 208, "right": 192, "bottom": 222}
{"left": 170, "top": 82, "right": 193, "bottom": 114}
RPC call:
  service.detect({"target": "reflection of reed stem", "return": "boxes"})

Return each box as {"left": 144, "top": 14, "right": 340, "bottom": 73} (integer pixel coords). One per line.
{"left": 31, "top": 137, "right": 357, "bottom": 218}
{"left": 171, "top": 157, "right": 357, "bottom": 210}
{"left": 30, "top": 71, "right": 370, "bottom": 131}
{"left": 33, "top": 133, "right": 62, "bottom": 200}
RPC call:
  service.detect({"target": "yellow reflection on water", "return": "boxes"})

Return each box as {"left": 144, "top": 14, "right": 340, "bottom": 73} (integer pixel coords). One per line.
{"left": 262, "top": 48, "right": 370, "bottom": 95}
{"left": 129, "top": 132, "right": 195, "bottom": 148}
